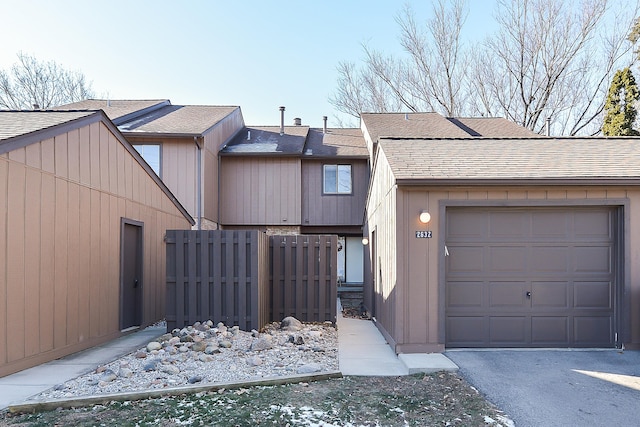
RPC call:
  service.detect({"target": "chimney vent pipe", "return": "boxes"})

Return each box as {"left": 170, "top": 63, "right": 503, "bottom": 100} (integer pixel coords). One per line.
{"left": 546, "top": 117, "right": 551, "bottom": 136}
{"left": 323, "top": 116, "right": 328, "bottom": 134}
{"left": 279, "top": 106, "right": 285, "bottom": 135}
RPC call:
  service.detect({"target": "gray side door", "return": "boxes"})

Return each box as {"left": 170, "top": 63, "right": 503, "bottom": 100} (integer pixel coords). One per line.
{"left": 120, "top": 219, "right": 143, "bottom": 330}
{"left": 445, "top": 207, "right": 615, "bottom": 348}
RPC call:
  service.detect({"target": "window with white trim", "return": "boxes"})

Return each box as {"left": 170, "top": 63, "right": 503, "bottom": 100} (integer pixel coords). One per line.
{"left": 323, "top": 164, "right": 352, "bottom": 194}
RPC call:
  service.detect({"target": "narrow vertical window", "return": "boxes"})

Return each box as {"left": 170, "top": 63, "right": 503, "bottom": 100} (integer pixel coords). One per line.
{"left": 324, "top": 164, "right": 351, "bottom": 194}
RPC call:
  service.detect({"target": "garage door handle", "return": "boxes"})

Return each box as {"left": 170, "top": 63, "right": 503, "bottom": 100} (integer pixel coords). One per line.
{"left": 526, "top": 291, "right": 531, "bottom": 298}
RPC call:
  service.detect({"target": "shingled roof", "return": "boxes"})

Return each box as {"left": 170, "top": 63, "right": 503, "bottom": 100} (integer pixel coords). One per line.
{"left": 0, "top": 110, "right": 95, "bottom": 149}
{"left": 362, "top": 112, "right": 470, "bottom": 142}
{"left": 54, "top": 99, "right": 169, "bottom": 124}
{"left": 447, "top": 117, "right": 540, "bottom": 137}
{"left": 222, "top": 126, "right": 309, "bottom": 155}
{"left": 117, "top": 105, "right": 240, "bottom": 136}
{"left": 379, "top": 137, "right": 640, "bottom": 184}
{"left": 303, "top": 128, "right": 368, "bottom": 158}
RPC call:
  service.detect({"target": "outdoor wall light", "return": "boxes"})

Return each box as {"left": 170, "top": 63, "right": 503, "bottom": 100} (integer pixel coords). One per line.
{"left": 362, "top": 237, "right": 369, "bottom": 246}
{"left": 419, "top": 211, "right": 431, "bottom": 224}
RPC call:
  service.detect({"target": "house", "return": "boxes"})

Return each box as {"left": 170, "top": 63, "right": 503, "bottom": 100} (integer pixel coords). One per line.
{"left": 57, "top": 100, "right": 245, "bottom": 229}
{"left": 219, "top": 113, "right": 369, "bottom": 288}
{"left": 361, "top": 112, "right": 640, "bottom": 351}
{"left": 0, "top": 110, "right": 193, "bottom": 377}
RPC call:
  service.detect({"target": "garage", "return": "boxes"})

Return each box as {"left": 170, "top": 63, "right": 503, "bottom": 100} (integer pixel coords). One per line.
{"left": 445, "top": 206, "right": 617, "bottom": 348}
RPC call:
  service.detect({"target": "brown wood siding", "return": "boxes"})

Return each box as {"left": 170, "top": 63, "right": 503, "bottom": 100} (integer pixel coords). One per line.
{"left": 202, "top": 108, "right": 244, "bottom": 226}
{"left": 0, "top": 121, "right": 191, "bottom": 377}
{"left": 220, "top": 157, "right": 301, "bottom": 226}
{"left": 302, "top": 160, "right": 368, "bottom": 227}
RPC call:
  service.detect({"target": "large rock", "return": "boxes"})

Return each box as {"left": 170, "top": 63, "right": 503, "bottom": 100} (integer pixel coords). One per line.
{"left": 281, "top": 316, "right": 303, "bottom": 331}
{"left": 250, "top": 337, "right": 273, "bottom": 351}
{"left": 297, "top": 363, "right": 323, "bottom": 374}
{"left": 191, "top": 341, "right": 207, "bottom": 352}
{"left": 146, "top": 341, "right": 162, "bottom": 352}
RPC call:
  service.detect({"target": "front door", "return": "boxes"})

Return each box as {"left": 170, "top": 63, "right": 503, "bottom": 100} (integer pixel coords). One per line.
{"left": 120, "top": 219, "right": 143, "bottom": 330}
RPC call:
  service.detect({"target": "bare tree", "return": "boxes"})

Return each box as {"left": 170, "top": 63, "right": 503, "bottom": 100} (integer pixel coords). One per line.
{"left": 330, "top": 0, "right": 469, "bottom": 121}
{"left": 330, "top": 0, "right": 638, "bottom": 135}
{"left": 0, "top": 52, "right": 94, "bottom": 110}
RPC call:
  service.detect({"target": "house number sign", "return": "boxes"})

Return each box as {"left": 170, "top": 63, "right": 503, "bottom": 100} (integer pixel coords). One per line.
{"left": 415, "top": 231, "right": 432, "bottom": 238}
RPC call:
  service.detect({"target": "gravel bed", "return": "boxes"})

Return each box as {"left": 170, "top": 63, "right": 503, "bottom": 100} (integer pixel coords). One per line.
{"left": 31, "top": 318, "right": 338, "bottom": 401}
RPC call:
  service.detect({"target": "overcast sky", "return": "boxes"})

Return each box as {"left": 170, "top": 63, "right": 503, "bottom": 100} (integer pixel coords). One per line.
{"left": 1, "top": 0, "right": 495, "bottom": 127}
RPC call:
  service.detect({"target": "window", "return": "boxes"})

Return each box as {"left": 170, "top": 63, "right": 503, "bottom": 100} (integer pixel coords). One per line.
{"left": 323, "top": 164, "right": 352, "bottom": 194}
{"left": 133, "top": 144, "right": 161, "bottom": 177}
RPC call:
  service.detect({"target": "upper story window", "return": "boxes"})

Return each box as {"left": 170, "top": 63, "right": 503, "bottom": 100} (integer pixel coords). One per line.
{"left": 324, "top": 164, "right": 352, "bottom": 194}
{"left": 133, "top": 144, "right": 161, "bottom": 177}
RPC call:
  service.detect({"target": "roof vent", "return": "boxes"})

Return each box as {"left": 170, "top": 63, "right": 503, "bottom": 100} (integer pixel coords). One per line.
{"left": 293, "top": 117, "right": 302, "bottom": 126}
{"left": 323, "top": 116, "right": 327, "bottom": 134}
{"left": 279, "top": 106, "right": 285, "bottom": 136}
{"left": 405, "top": 113, "right": 409, "bottom": 120}
{"left": 32, "top": 104, "right": 40, "bottom": 110}
{"left": 247, "top": 130, "right": 251, "bottom": 140}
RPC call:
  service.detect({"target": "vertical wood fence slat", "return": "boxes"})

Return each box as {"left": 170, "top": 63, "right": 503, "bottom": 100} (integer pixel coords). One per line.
{"left": 167, "top": 231, "right": 337, "bottom": 331}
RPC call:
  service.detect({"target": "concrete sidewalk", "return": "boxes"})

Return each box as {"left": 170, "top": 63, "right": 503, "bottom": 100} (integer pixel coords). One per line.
{"left": 0, "top": 326, "right": 165, "bottom": 410}
{"left": 337, "top": 303, "right": 457, "bottom": 376}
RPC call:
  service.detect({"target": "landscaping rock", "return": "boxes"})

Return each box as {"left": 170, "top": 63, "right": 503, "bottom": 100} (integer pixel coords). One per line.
{"left": 146, "top": 342, "right": 162, "bottom": 352}
{"left": 281, "top": 316, "right": 303, "bottom": 331}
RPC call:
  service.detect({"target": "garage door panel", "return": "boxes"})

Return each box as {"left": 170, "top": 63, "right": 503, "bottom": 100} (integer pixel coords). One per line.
{"left": 446, "top": 206, "right": 616, "bottom": 348}
{"left": 532, "top": 211, "right": 569, "bottom": 238}
{"left": 447, "top": 282, "right": 483, "bottom": 308}
{"left": 574, "top": 281, "right": 612, "bottom": 309}
{"left": 447, "top": 317, "right": 486, "bottom": 345}
{"left": 447, "top": 211, "right": 486, "bottom": 240}
{"left": 490, "top": 317, "right": 527, "bottom": 344}
{"left": 574, "top": 210, "right": 611, "bottom": 239}
{"left": 574, "top": 246, "right": 611, "bottom": 273}
{"left": 489, "top": 246, "right": 527, "bottom": 272}
{"left": 489, "top": 212, "right": 528, "bottom": 238}
{"left": 447, "top": 246, "right": 484, "bottom": 273}
{"left": 531, "top": 282, "right": 569, "bottom": 308}
{"left": 530, "top": 247, "right": 569, "bottom": 272}
{"left": 489, "top": 281, "right": 527, "bottom": 307}
{"left": 574, "top": 316, "right": 612, "bottom": 346}
{"left": 531, "top": 317, "right": 568, "bottom": 344}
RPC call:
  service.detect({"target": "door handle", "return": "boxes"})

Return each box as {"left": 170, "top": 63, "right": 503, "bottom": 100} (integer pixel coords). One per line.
{"left": 526, "top": 291, "right": 531, "bottom": 298}
{"left": 134, "top": 279, "right": 139, "bottom": 288}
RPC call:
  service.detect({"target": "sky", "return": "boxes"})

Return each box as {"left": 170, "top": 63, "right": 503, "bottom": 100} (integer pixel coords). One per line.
{"left": 0, "top": 0, "right": 496, "bottom": 128}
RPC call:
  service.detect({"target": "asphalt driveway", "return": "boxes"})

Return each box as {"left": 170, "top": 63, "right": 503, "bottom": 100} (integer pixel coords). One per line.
{"left": 445, "top": 350, "right": 640, "bottom": 427}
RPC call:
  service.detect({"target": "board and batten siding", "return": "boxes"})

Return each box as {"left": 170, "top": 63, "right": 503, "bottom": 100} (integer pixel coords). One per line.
{"left": 302, "top": 160, "right": 368, "bottom": 226}
{"left": 0, "top": 121, "right": 192, "bottom": 377}
{"left": 364, "top": 149, "right": 399, "bottom": 350}
{"left": 220, "top": 157, "right": 301, "bottom": 225}
{"left": 203, "top": 109, "right": 245, "bottom": 225}
{"left": 386, "top": 186, "right": 639, "bottom": 353}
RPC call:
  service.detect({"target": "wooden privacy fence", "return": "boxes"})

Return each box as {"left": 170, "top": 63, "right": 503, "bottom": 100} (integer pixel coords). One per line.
{"left": 166, "top": 231, "right": 337, "bottom": 331}
{"left": 270, "top": 235, "right": 337, "bottom": 323}
{"left": 165, "top": 230, "right": 270, "bottom": 331}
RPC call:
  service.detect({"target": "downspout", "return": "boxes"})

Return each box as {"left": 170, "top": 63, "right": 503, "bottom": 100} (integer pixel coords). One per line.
{"left": 194, "top": 136, "right": 202, "bottom": 230}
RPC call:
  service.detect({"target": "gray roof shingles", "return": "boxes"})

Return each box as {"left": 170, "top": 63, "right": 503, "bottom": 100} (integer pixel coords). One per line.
{"left": 304, "top": 128, "right": 368, "bottom": 158}
{"left": 54, "top": 99, "right": 169, "bottom": 122}
{"left": 118, "top": 105, "right": 239, "bottom": 135}
{"left": 0, "top": 111, "right": 95, "bottom": 142}
{"left": 362, "top": 112, "right": 471, "bottom": 142}
{"left": 379, "top": 137, "right": 640, "bottom": 181}
{"left": 222, "top": 126, "right": 309, "bottom": 154}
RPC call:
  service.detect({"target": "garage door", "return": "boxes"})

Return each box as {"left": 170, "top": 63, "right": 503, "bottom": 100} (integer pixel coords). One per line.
{"left": 445, "top": 207, "right": 616, "bottom": 348}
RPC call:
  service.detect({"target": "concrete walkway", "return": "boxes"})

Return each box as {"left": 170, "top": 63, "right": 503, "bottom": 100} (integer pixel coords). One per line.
{"left": 337, "top": 302, "right": 457, "bottom": 376}
{"left": 0, "top": 307, "right": 459, "bottom": 410}
{"left": 0, "top": 326, "right": 165, "bottom": 410}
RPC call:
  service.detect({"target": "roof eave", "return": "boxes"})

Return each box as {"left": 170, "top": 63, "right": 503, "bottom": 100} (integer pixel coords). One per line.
{"left": 395, "top": 178, "right": 640, "bottom": 186}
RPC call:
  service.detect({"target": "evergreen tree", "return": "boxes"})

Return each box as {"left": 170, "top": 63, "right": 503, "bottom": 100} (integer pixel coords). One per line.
{"left": 602, "top": 68, "right": 639, "bottom": 136}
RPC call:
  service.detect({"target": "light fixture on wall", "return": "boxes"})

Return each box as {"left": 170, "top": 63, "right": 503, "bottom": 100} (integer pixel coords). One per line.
{"left": 419, "top": 211, "right": 431, "bottom": 224}
{"left": 362, "top": 237, "right": 369, "bottom": 246}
